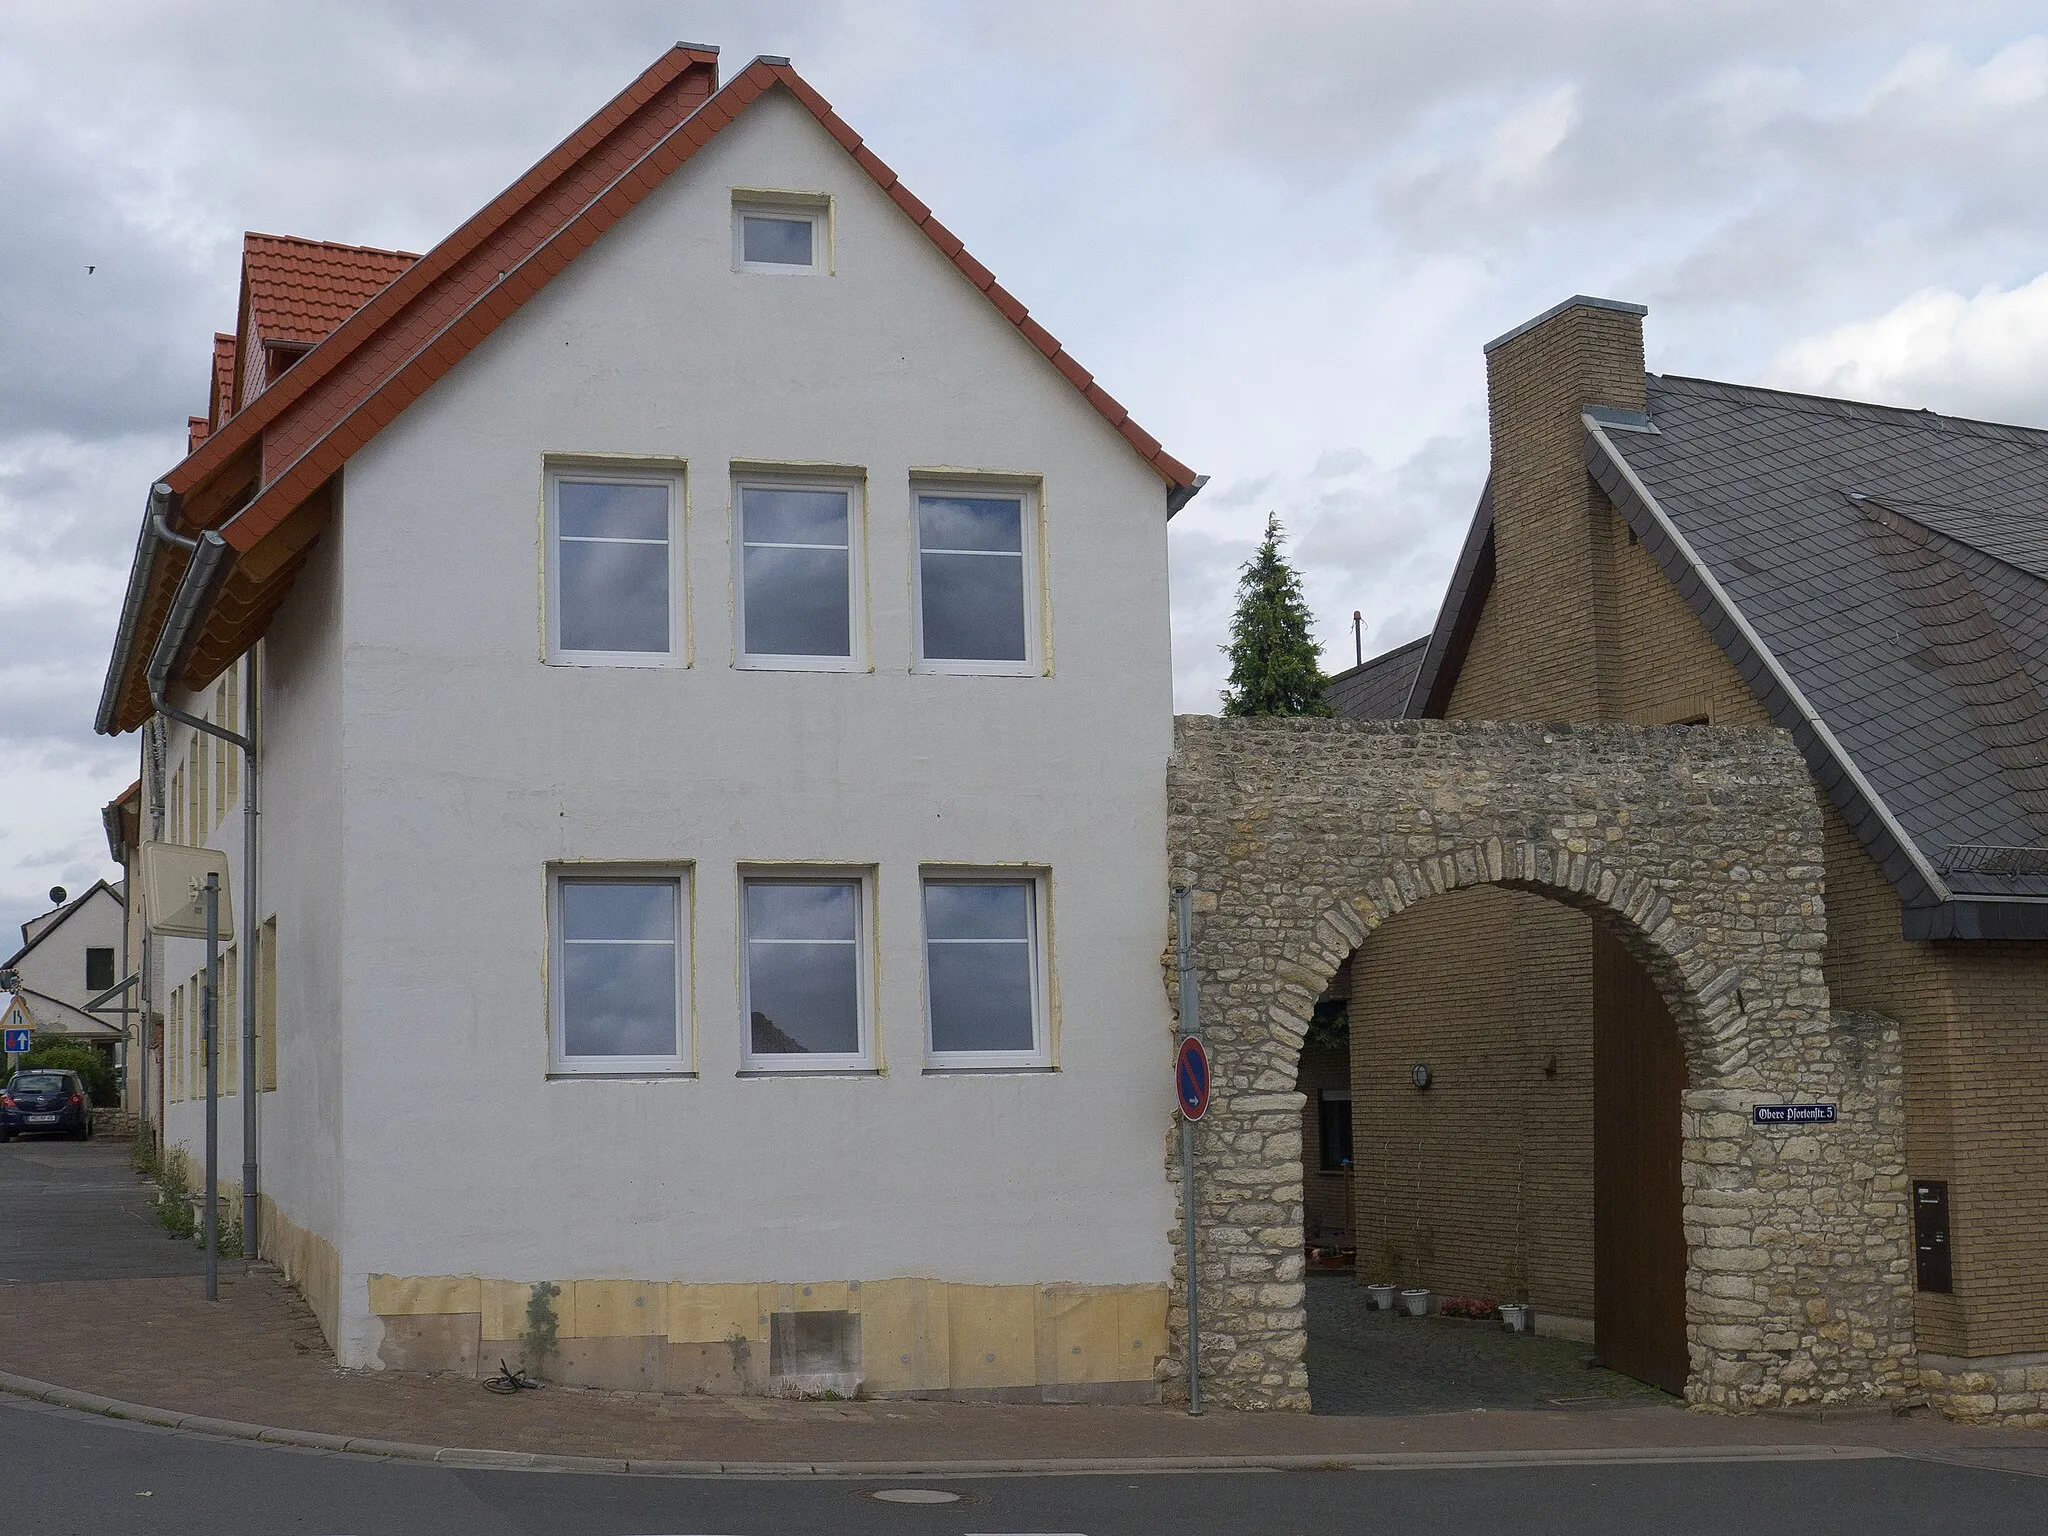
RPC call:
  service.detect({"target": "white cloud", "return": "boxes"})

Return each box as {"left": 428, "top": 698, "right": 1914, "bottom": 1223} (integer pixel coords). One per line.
{"left": 1765, "top": 271, "right": 2048, "bottom": 425}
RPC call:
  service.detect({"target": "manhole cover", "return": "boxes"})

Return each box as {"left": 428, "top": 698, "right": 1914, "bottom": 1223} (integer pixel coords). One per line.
{"left": 867, "top": 1488, "right": 966, "bottom": 1505}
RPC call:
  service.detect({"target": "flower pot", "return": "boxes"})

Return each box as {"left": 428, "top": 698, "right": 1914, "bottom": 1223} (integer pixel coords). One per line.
{"left": 1400, "top": 1288, "right": 1430, "bottom": 1317}
{"left": 1500, "top": 1303, "right": 1532, "bottom": 1334}
{"left": 1366, "top": 1283, "right": 1397, "bottom": 1311}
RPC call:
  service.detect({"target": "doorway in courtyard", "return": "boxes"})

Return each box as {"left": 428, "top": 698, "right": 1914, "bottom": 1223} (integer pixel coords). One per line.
{"left": 1292, "top": 884, "right": 1689, "bottom": 1412}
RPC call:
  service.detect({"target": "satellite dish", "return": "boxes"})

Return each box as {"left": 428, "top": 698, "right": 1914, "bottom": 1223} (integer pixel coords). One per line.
{"left": 48, "top": 886, "right": 67, "bottom": 905}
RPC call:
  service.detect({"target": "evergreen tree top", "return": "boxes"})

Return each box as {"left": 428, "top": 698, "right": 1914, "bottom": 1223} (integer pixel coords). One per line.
{"left": 1220, "top": 514, "right": 1332, "bottom": 718}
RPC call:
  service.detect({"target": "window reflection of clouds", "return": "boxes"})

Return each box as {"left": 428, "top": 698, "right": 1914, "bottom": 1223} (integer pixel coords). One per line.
{"left": 925, "top": 880, "right": 1036, "bottom": 1055}
{"left": 560, "top": 880, "right": 677, "bottom": 1059}
{"left": 747, "top": 881, "right": 860, "bottom": 1056}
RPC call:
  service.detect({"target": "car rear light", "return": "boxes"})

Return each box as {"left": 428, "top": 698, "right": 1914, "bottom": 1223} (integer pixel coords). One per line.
{"left": 69, "top": 1093, "right": 84, "bottom": 1106}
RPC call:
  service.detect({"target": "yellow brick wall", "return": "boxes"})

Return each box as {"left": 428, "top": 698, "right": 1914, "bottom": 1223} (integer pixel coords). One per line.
{"left": 1369, "top": 448, "right": 2048, "bottom": 1358}
{"left": 1348, "top": 885, "right": 1596, "bottom": 1317}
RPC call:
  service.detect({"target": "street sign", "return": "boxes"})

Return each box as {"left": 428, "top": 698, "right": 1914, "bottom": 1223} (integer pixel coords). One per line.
{"left": 1752, "top": 1102, "right": 1837, "bottom": 1126}
{"left": 1176, "top": 1035, "right": 1210, "bottom": 1120}
{"left": 3, "top": 1027, "right": 31, "bottom": 1054}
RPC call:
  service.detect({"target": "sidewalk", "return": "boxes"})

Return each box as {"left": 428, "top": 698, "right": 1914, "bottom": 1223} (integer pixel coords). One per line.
{"left": 3, "top": 1265, "right": 2045, "bottom": 1474}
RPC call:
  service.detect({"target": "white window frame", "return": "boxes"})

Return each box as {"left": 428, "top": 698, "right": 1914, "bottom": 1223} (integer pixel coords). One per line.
{"left": 739, "top": 867, "right": 876, "bottom": 1074}
{"left": 544, "top": 464, "right": 687, "bottom": 668}
{"left": 910, "top": 481, "right": 1043, "bottom": 677}
{"left": 548, "top": 866, "right": 693, "bottom": 1077}
{"left": 731, "top": 193, "right": 831, "bottom": 276}
{"left": 732, "top": 474, "right": 866, "bottom": 672}
{"left": 921, "top": 870, "right": 1052, "bottom": 1071}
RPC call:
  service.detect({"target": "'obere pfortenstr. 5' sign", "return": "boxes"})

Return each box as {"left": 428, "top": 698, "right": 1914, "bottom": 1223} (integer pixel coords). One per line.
{"left": 1752, "top": 1102, "right": 1838, "bottom": 1126}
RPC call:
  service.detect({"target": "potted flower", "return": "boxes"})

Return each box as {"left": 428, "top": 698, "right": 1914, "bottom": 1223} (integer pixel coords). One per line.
{"left": 1499, "top": 1302, "right": 1533, "bottom": 1334}
{"left": 1438, "top": 1295, "right": 1500, "bottom": 1322}
{"left": 1400, "top": 1287, "right": 1430, "bottom": 1317}
{"left": 1366, "top": 1282, "right": 1397, "bottom": 1310}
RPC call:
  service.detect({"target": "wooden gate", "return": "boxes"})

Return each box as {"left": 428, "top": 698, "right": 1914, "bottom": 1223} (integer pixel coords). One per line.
{"left": 1591, "top": 924, "right": 1689, "bottom": 1395}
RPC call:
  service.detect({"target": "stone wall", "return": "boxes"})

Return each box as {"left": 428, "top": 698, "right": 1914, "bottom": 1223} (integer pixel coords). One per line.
{"left": 1165, "top": 714, "right": 1914, "bottom": 1412}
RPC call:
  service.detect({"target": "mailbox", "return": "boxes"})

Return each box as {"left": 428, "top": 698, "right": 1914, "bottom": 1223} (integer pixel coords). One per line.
{"left": 1912, "top": 1179, "right": 1952, "bottom": 1294}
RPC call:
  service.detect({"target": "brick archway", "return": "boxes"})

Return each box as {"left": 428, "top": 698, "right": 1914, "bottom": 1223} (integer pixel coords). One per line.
{"left": 1165, "top": 716, "right": 1913, "bottom": 1412}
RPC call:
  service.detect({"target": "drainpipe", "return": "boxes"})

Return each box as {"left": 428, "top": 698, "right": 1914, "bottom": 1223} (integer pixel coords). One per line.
{"left": 143, "top": 508, "right": 262, "bottom": 1264}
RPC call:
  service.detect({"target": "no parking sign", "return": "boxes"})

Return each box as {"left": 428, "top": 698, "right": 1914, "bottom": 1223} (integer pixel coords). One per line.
{"left": 1175, "top": 1035, "right": 1210, "bottom": 1120}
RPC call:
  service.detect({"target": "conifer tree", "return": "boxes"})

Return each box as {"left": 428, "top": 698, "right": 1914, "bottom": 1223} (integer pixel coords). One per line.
{"left": 1219, "top": 514, "right": 1332, "bottom": 717}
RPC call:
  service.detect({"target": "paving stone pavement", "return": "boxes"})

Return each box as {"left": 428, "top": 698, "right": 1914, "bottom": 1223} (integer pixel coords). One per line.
{"left": 1304, "top": 1272, "right": 1671, "bottom": 1416}
{"left": 0, "top": 1137, "right": 205, "bottom": 1284}
{"left": 1, "top": 1138, "right": 2043, "bottom": 1467}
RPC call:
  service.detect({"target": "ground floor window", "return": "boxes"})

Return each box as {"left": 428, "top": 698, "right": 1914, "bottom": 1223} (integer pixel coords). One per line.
{"left": 922, "top": 873, "right": 1049, "bottom": 1069}
{"left": 1318, "top": 1088, "right": 1353, "bottom": 1171}
{"left": 550, "top": 871, "right": 690, "bottom": 1074}
{"left": 742, "top": 872, "right": 872, "bottom": 1071}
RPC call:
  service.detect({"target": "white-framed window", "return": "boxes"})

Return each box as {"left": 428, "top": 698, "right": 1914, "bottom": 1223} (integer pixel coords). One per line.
{"left": 922, "top": 872, "right": 1050, "bottom": 1069}
{"left": 741, "top": 871, "right": 873, "bottom": 1071}
{"left": 549, "top": 869, "right": 691, "bottom": 1075}
{"left": 912, "top": 485, "right": 1040, "bottom": 674}
{"left": 545, "top": 466, "right": 685, "bottom": 665}
{"left": 732, "top": 195, "right": 829, "bottom": 275}
{"left": 734, "top": 478, "right": 863, "bottom": 670}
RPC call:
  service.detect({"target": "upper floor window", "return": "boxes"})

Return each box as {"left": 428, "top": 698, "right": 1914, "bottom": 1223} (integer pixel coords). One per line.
{"left": 735, "top": 480, "right": 863, "bottom": 670}
{"left": 550, "top": 871, "right": 690, "bottom": 1074}
{"left": 733, "top": 194, "right": 829, "bottom": 275}
{"left": 546, "top": 468, "right": 684, "bottom": 665}
{"left": 914, "top": 487, "right": 1039, "bottom": 674}
{"left": 85, "top": 947, "right": 116, "bottom": 994}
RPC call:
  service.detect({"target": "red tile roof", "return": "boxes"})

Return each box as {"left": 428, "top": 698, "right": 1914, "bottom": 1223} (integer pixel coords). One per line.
{"left": 209, "top": 333, "right": 236, "bottom": 431}
{"left": 241, "top": 233, "right": 419, "bottom": 348}
{"left": 102, "top": 46, "right": 1198, "bottom": 734}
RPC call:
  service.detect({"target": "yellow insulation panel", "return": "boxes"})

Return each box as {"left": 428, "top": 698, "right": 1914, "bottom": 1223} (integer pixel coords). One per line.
{"left": 368, "top": 1273, "right": 480, "bottom": 1318}
{"left": 368, "top": 1274, "right": 1166, "bottom": 1389}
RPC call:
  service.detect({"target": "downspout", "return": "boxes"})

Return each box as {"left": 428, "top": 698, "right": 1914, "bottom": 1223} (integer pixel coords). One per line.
{"left": 240, "top": 647, "right": 260, "bottom": 1259}
{"left": 144, "top": 515, "right": 261, "bottom": 1263}
{"left": 145, "top": 716, "right": 167, "bottom": 1150}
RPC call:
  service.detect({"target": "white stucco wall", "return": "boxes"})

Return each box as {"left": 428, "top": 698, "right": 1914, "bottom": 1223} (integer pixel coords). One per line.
{"left": 8, "top": 884, "right": 124, "bottom": 1014}
{"left": 315, "top": 86, "right": 1178, "bottom": 1364}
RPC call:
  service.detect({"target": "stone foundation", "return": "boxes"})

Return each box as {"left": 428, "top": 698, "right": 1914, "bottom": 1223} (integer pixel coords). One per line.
{"left": 1918, "top": 1350, "right": 2048, "bottom": 1428}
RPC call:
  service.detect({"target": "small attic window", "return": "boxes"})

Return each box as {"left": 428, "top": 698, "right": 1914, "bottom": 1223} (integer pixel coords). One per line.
{"left": 733, "top": 192, "right": 829, "bottom": 275}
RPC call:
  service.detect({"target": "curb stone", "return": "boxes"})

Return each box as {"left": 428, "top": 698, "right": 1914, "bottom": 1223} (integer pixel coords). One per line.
{"left": 0, "top": 1368, "right": 1897, "bottom": 1478}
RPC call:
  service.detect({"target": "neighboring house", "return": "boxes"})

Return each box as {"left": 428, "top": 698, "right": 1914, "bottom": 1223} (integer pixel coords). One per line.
{"left": 95, "top": 46, "right": 1200, "bottom": 1401}
{"left": 1331, "top": 295, "right": 2048, "bottom": 1409}
{"left": 1, "top": 880, "right": 127, "bottom": 1053}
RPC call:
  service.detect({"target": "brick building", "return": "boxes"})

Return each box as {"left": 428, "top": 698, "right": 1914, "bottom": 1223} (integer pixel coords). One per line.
{"left": 1326, "top": 296, "right": 2048, "bottom": 1415}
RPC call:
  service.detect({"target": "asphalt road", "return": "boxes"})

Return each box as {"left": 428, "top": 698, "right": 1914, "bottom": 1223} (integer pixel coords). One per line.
{"left": 0, "top": 1138, "right": 205, "bottom": 1283}
{"left": 1, "top": 1394, "right": 2042, "bottom": 1536}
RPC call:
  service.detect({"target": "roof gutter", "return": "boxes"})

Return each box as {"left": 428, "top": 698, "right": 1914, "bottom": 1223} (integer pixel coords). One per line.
{"left": 143, "top": 529, "right": 251, "bottom": 754}
{"left": 95, "top": 482, "right": 191, "bottom": 737}
{"left": 1584, "top": 417, "right": 1955, "bottom": 905}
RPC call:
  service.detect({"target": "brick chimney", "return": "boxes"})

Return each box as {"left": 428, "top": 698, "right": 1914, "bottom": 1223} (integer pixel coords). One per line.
{"left": 1480, "top": 296, "right": 1648, "bottom": 721}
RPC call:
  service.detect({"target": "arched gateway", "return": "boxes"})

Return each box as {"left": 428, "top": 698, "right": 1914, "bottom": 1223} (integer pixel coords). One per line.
{"left": 1165, "top": 716, "right": 1914, "bottom": 1412}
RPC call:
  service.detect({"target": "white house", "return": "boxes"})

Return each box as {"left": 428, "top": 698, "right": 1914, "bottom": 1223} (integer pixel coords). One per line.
{"left": 96, "top": 46, "right": 1201, "bottom": 1400}
{"left": 2, "top": 880, "right": 127, "bottom": 1056}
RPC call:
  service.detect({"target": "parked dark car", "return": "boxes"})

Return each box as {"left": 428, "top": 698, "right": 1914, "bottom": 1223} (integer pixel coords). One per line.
{"left": 0, "top": 1071, "right": 94, "bottom": 1141}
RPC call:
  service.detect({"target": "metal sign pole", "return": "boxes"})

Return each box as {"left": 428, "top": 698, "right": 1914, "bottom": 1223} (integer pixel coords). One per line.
{"left": 1173, "top": 886, "right": 1202, "bottom": 1416}
{"left": 203, "top": 873, "right": 219, "bottom": 1303}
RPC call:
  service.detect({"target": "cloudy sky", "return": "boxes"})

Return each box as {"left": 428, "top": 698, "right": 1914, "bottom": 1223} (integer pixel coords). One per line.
{"left": 4, "top": 0, "right": 2048, "bottom": 943}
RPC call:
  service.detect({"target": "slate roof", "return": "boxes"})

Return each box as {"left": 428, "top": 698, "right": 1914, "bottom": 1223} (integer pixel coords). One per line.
{"left": 1587, "top": 375, "right": 2048, "bottom": 937}
{"left": 1326, "top": 636, "right": 1427, "bottom": 719}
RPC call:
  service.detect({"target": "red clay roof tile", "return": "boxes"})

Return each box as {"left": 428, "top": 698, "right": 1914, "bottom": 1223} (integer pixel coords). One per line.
{"left": 242, "top": 233, "right": 420, "bottom": 349}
